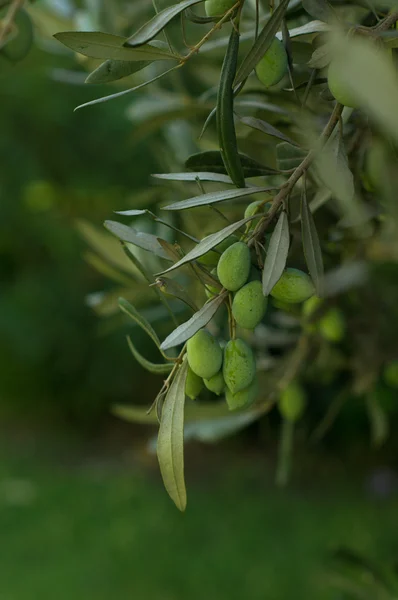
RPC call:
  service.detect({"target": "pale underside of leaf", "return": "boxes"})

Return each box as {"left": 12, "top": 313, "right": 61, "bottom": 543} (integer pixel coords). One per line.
{"left": 301, "top": 189, "right": 324, "bottom": 295}
{"left": 262, "top": 211, "right": 290, "bottom": 295}
{"left": 104, "top": 220, "right": 171, "bottom": 261}
{"left": 163, "top": 185, "right": 276, "bottom": 211}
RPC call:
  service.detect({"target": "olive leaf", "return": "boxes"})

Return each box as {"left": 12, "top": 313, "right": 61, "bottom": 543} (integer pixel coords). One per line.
{"left": 104, "top": 220, "right": 172, "bottom": 260}
{"left": 262, "top": 211, "right": 290, "bottom": 296}
{"left": 86, "top": 59, "right": 151, "bottom": 84}
{"left": 366, "top": 394, "right": 389, "bottom": 448}
{"left": 126, "top": 336, "right": 173, "bottom": 375}
{"left": 301, "top": 185, "right": 324, "bottom": 296}
{"left": 125, "top": 0, "right": 204, "bottom": 47}
{"left": 184, "top": 7, "right": 215, "bottom": 24}
{"left": 160, "top": 292, "right": 227, "bottom": 350}
{"left": 276, "top": 142, "right": 307, "bottom": 170}
{"left": 302, "top": 0, "right": 334, "bottom": 22}
{"left": 185, "top": 150, "right": 278, "bottom": 177}
{"left": 152, "top": 172, "right": 235, "bottom": 184}
{"left": 234, "top": 0, "right": 290, "bottom": 86}
{"left": 157, "top": 359, "right": 188, "bottom": 511}
{"left": 308, "top": 44, "right": 331, "bottom": 69}
{"left": 154, "top": 277, "right": 198, "bottom": 311}
{"left": 238, "top": 115, "right": 299, "bottom": 147}
{"left": 156, "top": 216, "right": 258, "bottom": 276}
{"left": 54, "top": 32, "right": 176, "bottom": 61}
{"left": 281, "top": 19, "right": 329, "bottom": 38}
{"left": 163, "top": 184, "right": 275, "bottom": 211}
{"left": 119, "top": 298, "right": 162, "bottom": 347}
{"left": 1, "top": 8, "right": 33, "bottom": 62}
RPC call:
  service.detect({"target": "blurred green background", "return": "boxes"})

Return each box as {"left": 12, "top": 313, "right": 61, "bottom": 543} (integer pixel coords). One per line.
{"left": 0, "top": 2, "right": 397, "bottom": 599}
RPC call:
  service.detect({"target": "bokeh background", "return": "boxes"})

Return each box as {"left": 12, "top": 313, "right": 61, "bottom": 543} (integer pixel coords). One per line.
{"left": 1, "top": 1, "right": 397, "bottom": 599}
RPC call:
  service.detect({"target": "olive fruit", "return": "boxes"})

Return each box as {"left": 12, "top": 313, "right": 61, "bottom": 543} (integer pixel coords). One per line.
{"left": 255, "top": 37, "right": 288, "bottom": 89}
{"left": 327, "top": 61, "right": 359, "bottom": 108}
{"left": 187, "top": 329, "right": 223, "bottom": 379}
{"left": 226, "top": 376, "right": 258, "bottom": 411}
{"left": 185, "top": 367, "right": 204, "bottom": 400}
{"left": 223, "top": 338, "right": 256, "bottom": 394}
{"left": 217, "top": 241, "right": 251, "bottom": 292}
{"left": 319, "top": 308, "right": 345, "bottom": 343}
{"left": 278, "top": 382, "right": 306, "bottom": 422}
{"left": 244, "top": 200, "right": 263, "bottom": 219}
{"left": 204, "top": 371, "right": 225, "bottom": 395}
{"left": 270, "top": 268, "right": 315, "bottom": 304}
{"left": 383, "top": 360, "right": 398, "bottom": 388}
{"left": 205, "top": 0, "right": 236, "bottom": 17}
{"left": 232, "top": 280, "right": 267, "bottom": 330}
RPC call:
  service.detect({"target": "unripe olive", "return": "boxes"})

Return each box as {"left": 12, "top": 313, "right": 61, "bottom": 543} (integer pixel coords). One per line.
{"left": 187, "top": 329, "right": 223, "bottom": 379}
{"left": 244, "top": 200, "right": 263, "bottom": 219}
{"left": 226, "top": 376, "right": 258, "bottom": 411}
{"left": 232, "top": 280, "right": 267, "bottom": 330}
{"left": 327, "top": 61, "right": 359, "bottom": 108}
{"left": 255, "top": 37, "right": 288, "bottom": 89}
{"left": 223, "top": 338, "right": 256, "bottom": 394}
{"left": 204, "top": 371, "right": 225, "bottom": 395}
{"left": 270, "top": 268, "right": 315, "bottom": 304}
{"left": 217, "top": 241, "right": 251, "bottom": 292}
{"left": 383, "top": 360, "right": 398, "bottom": 388}
{"left": 185, "top": 366, "right": 204, "bottom": 400}
{"left": 278, "top": 382, "right": 306, "bottom": 422}
{"left": 319, "top": 308, "right": 345, "bottom": 343}
{"left": 205, "top": 0, "right": 236, "bottom": 17}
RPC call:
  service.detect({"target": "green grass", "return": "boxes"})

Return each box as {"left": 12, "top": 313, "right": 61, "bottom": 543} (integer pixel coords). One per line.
{"left": 0, "top": 436, "right": 396, "bottom": 600}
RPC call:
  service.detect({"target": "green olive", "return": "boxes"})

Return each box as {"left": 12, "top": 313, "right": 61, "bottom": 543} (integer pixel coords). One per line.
{"left": 217, "top": 241, "right": 251, "bottom": 292}
{"left": 319, "top": 308, "right": 345, "bottom": 343}
{"left": 255, "top": 37, "right": 288, "bottom": 89}
{"left": 327, "top": 61, "right": 359, "bottom": 108}
{"left": 270, "top": 268, "right": 315, "bottom": 304}
{"left": 187, "top": 329, "right": 223, "bottom": 379}
{"left": 223, "top": 338, "right": 256, "bottom": 394}
{"left": 204, "top": 371, "right": 225, "bottom": 395}
{"left": 185, "top": 367, "right": 204, "bottom": 400}
{"left": 278, "top": 382, "right": 306, "bottom": 422}
{"left": 226, "top": 376, "right": 258, "bottom": 411}
{"left": 205, "top": 0, "right": 236, "bottom": 17}
{"left": 383, "top": 360, "right": 398, "bottom": 388}
{"left": 232, "top": 280, "right": 267, "bottom": 330}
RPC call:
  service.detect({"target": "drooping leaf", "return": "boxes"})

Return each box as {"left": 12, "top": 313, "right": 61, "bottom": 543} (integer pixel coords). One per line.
{"left": 54, "top": 32, "right": 176, "bottom": 61}
{"left": 156, "top": 216, "right": 257, "bottom": 276}
{"left": 125, "top": 0, "right": 204, "bottom": 47}
{"left": 154, "top": 277, "right": 198, "bottom": 311}
{"left": 308, "top": 44, "right": 331, "bottom": 69}
{"left": 234, "top": 0, "right": 290, "bottom": 86}
{"left": 127, "top": 336, "right": 173, "bottom": 375}
{"left": 160, "top": 292, "right": 227, "bottom": 350}
{"left": 1, "top": 8, "right": 33, "bottom": 61}
{"left": 238, "top": 115, "right": 300, "bottom": 147}
{"left": 104, "top": 220, "right": 172, "bottom": 260}
{"left": 302, "top": 0, "right": 335, "bottom": 22}
{"left": 118, "top": 297, "right": 161, "bottom": 347}
{"left": 262, "top": 211, "right": 290, "bottom": 295}
{"left": 152, "top": 172, "right": 235, "bottom": 184}
{"left": 162, "top": 185, "right": 275, "bottom": 211}
{"left": 276, "top": 142, "right": 307, "bottom": 170}
{"left": 157, "top": 359, "right": 188, "bottom": 511}
{"left": 301, "top": 185, "right": 324, "bottom": 296}
{"left": 185, "top": 150, "right": 279, "bottom": 177}
{"left": 280, "top": 19, "right": 329, "bottom": 38}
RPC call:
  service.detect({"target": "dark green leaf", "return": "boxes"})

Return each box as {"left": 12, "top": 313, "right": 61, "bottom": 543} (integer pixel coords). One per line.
{"left": 185, "top": 150, "right": 279, "bottom": 177}
{"left": 276, "top": 142, "right": 307, "bottom": 170}
{"left": 160, "top": 292, "right": 227, "bottom": 350}
{"left": 163, "top": 185, "right": 275, "bottom": 211}
{"left": 238, "top": 115, "right": 299, "bottom": 147}
{"left": 234, "top": 0, "right": 290, "bottom": 86}
{"left": 126, "top": 336, "right": 173, "bottom": 375}
{"left": 1, "top": 9, "right": 33, "bottom": 61}
{"left": 302, "top": 0, "right": 334, "bottom": 22}
{"left": 157, "top": 359, "right": 188, "bottom": 511}
{"left": 157, "top": 216, "right": 257, "bottom": 276}
{"left": 54, "top": 32, "right": 176, "bottom": 61}
{"left": 301, "top": 185, "right": 324, "bottom": 296}
{"left": 262, "top": 211, "right": 290, "bottom": 295}
{"left": 185, "top": 7, "right": 215, "bottom": 23}
{"left": 308, "top": 44, "right": 331, "bottom": 69}
{"left": 125, "top": 0, "right": 204, "bottom": 47}
{"left": 152, "top": 172, "right": 235, "bottom": 184}
{"left": 119, "top": 298, "right": 161, "bottom": 347}
{"left": 104, "top": 220, "right": 172, "bottom": 260}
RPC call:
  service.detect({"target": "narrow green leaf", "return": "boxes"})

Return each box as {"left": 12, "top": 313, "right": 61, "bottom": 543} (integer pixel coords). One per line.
{"left": 126, "top": 336, "right": 172, "bottom": 374}
{"left": 75, "top": 65, "right": 179, "bottom": 111}
{"left": 156, "top": 216, "right": 258, "bottom": 276}
{"left": 157, "top": 359, "right": 188, "bottom": 511}
{"left": 155, "top": 277, "right": 198, "bottom": 311}
{"left": 302, "top": 0, "right": 334, "bottom": 22}
{"left": 163, "top": 185, "right": 276, "bottom": 211}
{"left": 54, "top": 32, "right": 176, "bottom": 61}
{"left": 238, "top": 115, "right": 300, "bottom": 147}
{"left": 185, "top": 150, "right": 279, "bottom": 177}
{"left": 308, "top": 44, "right": 331, "bottom": 69}
{"left": 119, "top": 297, "right": 161, "bottom": 347}
{"left": 301, "top": 185, "right": 324, "bottom": 296}
{"left": 184, "top": 7, "right": 216, "bottom": 24}
{"left": 262, "top": 211, "right": 290, "bottom": 295}
{"left": 235, "top": 0, "right": 290, "bottom": 86}
{"left": 104, "top": 220, "right": 172, "bottom": 260}
{"left": 281, "top": 20, "right": 329, "bottom": 38}
{"left": 114, "top": 209, "right": 148, "bottom": 216}
{"left": 276, "top": 142, "right": 307, "bottom": 170}
{"left": 152, "top": 172, "right": 235, "bottom": 184}
{"left": 86, "top": 59, "right": 150, "bottom": 84}
{"left": 366, "top": 394, "right": 389, "bottom": 448}
{"left": 160, "top": 292, "right": 227, "bottom": 350}
{"left": 125, "top": 0, "right": 204, "bottom": 47}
